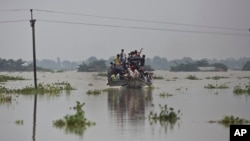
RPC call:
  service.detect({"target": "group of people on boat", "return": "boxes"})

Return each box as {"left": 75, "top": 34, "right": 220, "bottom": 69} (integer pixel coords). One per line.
{"left": 107, "top": 48, "right": 153, "bottom": 84}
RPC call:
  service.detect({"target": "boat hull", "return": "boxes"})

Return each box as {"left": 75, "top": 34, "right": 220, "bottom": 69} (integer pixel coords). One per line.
{"left": 107, "top": 78, "right": 152, "bottom": 88}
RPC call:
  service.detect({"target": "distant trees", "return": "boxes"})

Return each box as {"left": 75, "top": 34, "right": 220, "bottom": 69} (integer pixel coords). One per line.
{"left": 1, "top": 56, "right": 249, "bottom": 72}
{"left": 0, "top": 58, "right": 30, "bottom": 71}
{"left": 170, "top": 59, "right": 228, "bottom": 72}
{"left": 78, "top": 60, "right": 107, "bottom": 72}
{"left": 242, "top": 61, "right": 250, "bottom": 71}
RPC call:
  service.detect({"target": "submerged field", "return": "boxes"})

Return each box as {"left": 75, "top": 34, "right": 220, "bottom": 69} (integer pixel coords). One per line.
{"left": 0, "top": 71, "right": 249, "bottom": 141}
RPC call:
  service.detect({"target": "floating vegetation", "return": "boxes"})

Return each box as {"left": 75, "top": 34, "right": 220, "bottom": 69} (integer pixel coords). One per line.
{"left": 186, "top": 75, "right": 200, "bottom": 80}
{"left": 53, "top": 101, "right": 95, "bottom": 136}
{"left": 148, "top": 104, "right": 181, "bottom": 124}
{"left": 0, "top": 82, "right": 75, "bottom": 95}
{"left": 153, "top": 75, "right": 164, "bottom": 79}
{"left": 88, "top": 83, "right": 94, "bottom": 86}
{"left": 233, "top": 84, "right": 250, "bottom": 95}
{"left": 15, "top": 120, "right": 24, "bottom": 125}
{"left": 208, "top": 115, "right": 250, "bottom": 127}
{"left": 204, "top": 83, "right": 229, "bottom": 89}
{"left": 86, "top": 89, "right": 102, "bottom": 95}
{"left": 0, "top": 75, "right": 26, "bottom": 82}
{"left": 206, "top": 76, "right": 229, "bottom": 80}
{"left": 159, "top": 92, "right": 173, "bottom": 97}
{"left": 0, "top": 94, "right": 12, "bottom": 103}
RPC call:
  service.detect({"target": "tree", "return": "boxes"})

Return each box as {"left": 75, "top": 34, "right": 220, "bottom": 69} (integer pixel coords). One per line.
{"left": 242, "top": 61, "right": 250, "bottom": 71}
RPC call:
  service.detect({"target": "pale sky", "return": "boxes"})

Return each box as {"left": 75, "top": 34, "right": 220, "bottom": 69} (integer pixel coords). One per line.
{"left": 1, "top": 0, "right": 250, "bottom": 61}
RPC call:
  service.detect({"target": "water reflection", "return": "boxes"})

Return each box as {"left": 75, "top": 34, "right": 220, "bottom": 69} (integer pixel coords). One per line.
{"left": 107, "top": 88, "right": 153, "bottom": 122}
{"left": 32, "top": 94, "right": 37, "bottom": 141}
{"left": 107, "top": 87, "right": 181, "bottom": 135}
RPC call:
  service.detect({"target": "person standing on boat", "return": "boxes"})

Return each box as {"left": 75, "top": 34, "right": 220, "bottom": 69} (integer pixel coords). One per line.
{"left": 120, "top": 49, "right": 126, "bottom": 64}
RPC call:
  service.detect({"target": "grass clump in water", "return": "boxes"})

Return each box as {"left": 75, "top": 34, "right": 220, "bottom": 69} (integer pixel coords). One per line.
{"left": 204, "top": 83, "right": 229, "bottom": 89}
{"left": 208, "top": 115, "right": 250, "bottom": 127}
{"left": 0, "top": 75, "right": 26, "bottom": 82}
{"left": 86, "top": 89, "right": 101, "bottom": 95}
{"left": 233, "top": 84, "right": 250, "bottom": 95}
{"left": 53, "top": 101, "right": 95, "bottom": 135}
{"left": 159, "top": 92, "right": 173, "bottom": 97}
{"left": 186, "top": 75, "right": 200, "bottom": 80}
{"left": 206, "top": 76, "right": 229, "bottom": 80}
{"left": 0, "top": 82, "right": 75, "bottom": 95}
{"left": 148, "top": 104, "right": 181, "bottom": 124}
{"left": 15, "top": 120, "right": 24, "bottom": 125}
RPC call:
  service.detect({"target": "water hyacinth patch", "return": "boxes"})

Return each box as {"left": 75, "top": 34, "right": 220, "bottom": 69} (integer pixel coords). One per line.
{"left": 0, "top": 75, "right": 26, "bottom": 82}
{"left": 233, "top": 84, "right": 250, "bottom": 95}
{"left": 208, "top": 115, "right": 250, "bottom": 127}
{"left": 0, "top": 82, "right": 75, "bottom": 95}
{"left": 186, "top": 75, "right": 200, "bottom": 80}
{"left": 53, "top": 101, "right": 95, "bottom": 136}
{"left": 148, "top": 104, "right": 181, "bottom": 124}
{"left": 86, "top": 89, "right": 102, "bottom": 95}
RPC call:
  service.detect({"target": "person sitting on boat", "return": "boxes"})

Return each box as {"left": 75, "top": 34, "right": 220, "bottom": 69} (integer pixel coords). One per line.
{"left": 128, "top": 65, "right": 140, "bottom": 79}
{"left": 114, "top": 54, "right": 121, "bottom": 66}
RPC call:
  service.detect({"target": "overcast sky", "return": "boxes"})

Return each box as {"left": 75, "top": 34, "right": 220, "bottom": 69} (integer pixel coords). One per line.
{"left": 1, "top": 0, "right": 250, "bottom": 61}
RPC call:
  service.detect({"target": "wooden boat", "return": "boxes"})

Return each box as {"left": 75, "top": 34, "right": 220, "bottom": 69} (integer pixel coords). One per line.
{"left": 107, "top": 77, "right": 152, "bottom": 88}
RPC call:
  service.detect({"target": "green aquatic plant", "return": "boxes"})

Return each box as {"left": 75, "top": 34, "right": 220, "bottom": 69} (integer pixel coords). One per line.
{"left": 204, "top": 83, "right": 229, "bottom": 89}
{"left": 159, "top": 92, "right": 173, "bottom": 97}
{"left": 53, "top": 101, "right": 95, "bottom": 135}
{"left": 208, "top": 115, "right": 250, "bottom": 128}
{"left": 86, "top": 89, "right": 102, "bottom": 95}
{"left": 15, "top": 120, "right": 24, "bottom": 125}
{"left": 186, "top": 75, "right": 200, "bottom": 80}
{"left": 0, "top": 75, "right": 26, "bottom": 82}
{"left": 0, "top": 82, "right": 75, "bottom": 95}
{"left": 206, "top": 75, "right": 229, "bottom": 80}
{"left": 233, "top": 84, "right": 250, "bottom": 95}
{"left": 148, "top": 104, "right": 181, "bottom": 124}
{"left": 88, "top": 83, "right": 94, "bottom": 86}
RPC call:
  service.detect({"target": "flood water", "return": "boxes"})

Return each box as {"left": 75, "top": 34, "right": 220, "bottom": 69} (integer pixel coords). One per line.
{"left": 0, "top": 71, "right": 250, "bottom": 141}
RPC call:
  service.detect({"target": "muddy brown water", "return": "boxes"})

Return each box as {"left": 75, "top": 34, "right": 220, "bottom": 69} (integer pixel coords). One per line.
{"left": 0, "top": 71, "right": 249, "bottom": 141}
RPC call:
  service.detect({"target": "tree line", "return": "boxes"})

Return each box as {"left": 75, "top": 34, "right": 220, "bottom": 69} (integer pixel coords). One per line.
{"left": 1, "top": 56, "right": 250, "bottom": 72}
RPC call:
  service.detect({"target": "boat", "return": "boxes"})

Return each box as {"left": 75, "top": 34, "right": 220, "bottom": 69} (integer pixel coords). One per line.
{"left": 107, "top": 75, "right": 153, "bottom": 88}
{"left": 107, "top": 49, "right": 153, "bottom": 88}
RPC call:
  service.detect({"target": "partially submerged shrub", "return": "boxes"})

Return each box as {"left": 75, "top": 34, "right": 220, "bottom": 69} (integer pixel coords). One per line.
{"left": 208, "top": 115, "right": 250, "bottom": 127}
{"left": 148, "top": 104, "right": 181, "bottom": 124}
{"left": 53, "top": 101, "right": 95, "bottom": 135}
{"left": 233, "top": 84, "right": 250, "bottom": 95}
